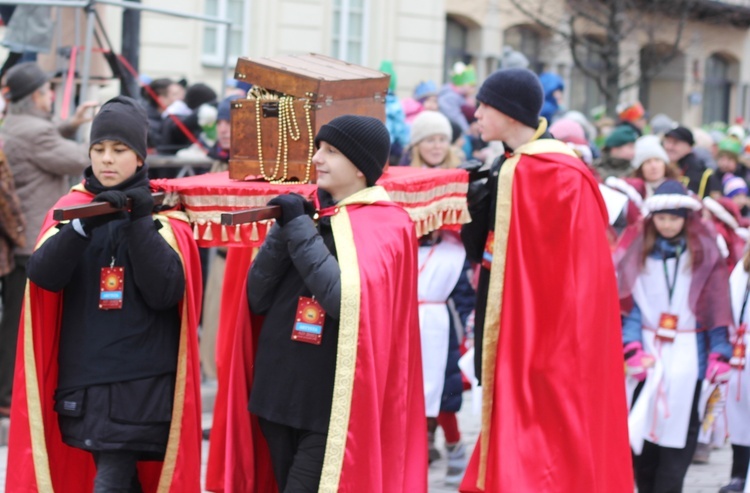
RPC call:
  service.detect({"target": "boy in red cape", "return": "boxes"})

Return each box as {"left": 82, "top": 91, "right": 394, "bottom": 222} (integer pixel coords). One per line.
{"left": 459, "top": 69, "right": 633, "bottom": 492}
{"left": 6, "top": 96, "right": 202, "bottom": 492}
{"left": 236, "top": 115, "right": 426, "bottom": 492}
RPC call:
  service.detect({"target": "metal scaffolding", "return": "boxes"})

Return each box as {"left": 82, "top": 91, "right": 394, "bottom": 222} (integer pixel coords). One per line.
{"left": 0, "top": 0, "right": 233, "bottom": 103}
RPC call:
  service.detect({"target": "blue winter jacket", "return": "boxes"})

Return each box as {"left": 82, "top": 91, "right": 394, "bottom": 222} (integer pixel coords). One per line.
{"left": 539, "top": 72, "right": 564, "bottom": 124}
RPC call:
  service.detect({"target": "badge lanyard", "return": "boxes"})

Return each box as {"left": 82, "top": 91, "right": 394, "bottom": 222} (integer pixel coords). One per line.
{"left": 99, "top": 222, "right": 124, "bottom": 310}
{"left": 655, "top": 245, "right": 682, "bottom": 343}
{"left": 662, "top": 245, "right": 682, "bottom": 311}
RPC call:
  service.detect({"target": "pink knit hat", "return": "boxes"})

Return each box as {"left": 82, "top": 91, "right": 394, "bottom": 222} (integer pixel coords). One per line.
{"left": 549, "top": 118, "right": 587, "bottom": 146}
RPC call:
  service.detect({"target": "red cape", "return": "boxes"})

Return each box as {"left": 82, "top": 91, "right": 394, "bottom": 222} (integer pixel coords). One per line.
{"left": 460, "top": 140, "right": 633, "bottom": 492}
{"left": 206, "top": 187, "right": 427, "bottom": 492}
{"left": 6, "top": 186, "right": 203, "bottom": 492}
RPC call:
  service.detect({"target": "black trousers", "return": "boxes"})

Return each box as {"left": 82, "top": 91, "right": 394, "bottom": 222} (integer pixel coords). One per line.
{"left": 258, "top": 417, "right": 326, "bottom": 493}
{"left": 731, "top": 444, "right": 750, "bottom": 479}
{"left": 0, "top": 256, "right": 27, "bottom": 408}
{"left": 632, "top": 382, "right": 702, "bottom": 493}
{"left": 92, "top": 451, "right": 143, "bottom": 493}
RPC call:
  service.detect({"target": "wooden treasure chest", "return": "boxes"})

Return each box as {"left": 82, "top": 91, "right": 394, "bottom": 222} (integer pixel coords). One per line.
{"left": 229, "top": 53, "right": 390, "bottom": 182}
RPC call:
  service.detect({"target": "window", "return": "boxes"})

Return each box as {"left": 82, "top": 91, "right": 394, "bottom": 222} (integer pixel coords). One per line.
{"left": 331, "top": 0, "right": 369, "bottom": 65}
{"left": 444, "top": 17, "right": 469, "bottom": 83}
{"left": 569, "top": 36, "right": 606, "bottom": 117}
{"left": 703, "top": 54, "right": 735, "bottom": 124}
{"left": 202, "top": 0, "right": 249, "bottom": 66}
{"left": 504, "top": 25, "right": 543, "bottom": 73}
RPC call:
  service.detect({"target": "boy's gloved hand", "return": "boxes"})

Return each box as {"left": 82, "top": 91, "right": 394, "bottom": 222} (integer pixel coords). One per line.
{"left": 125, "top": 187, "right": 155, "bottom": 220}
{"left": 268, "top": 193, "right": 315, "bottom": 227}
{"left": 706, "top": 353, "right": 731, "bottom": 383}
{"left": 459, "top": 161, "right": 489, "bottom": 208}
{"left": 624, "top": 341, "right": 654, "bottom": 382}
{"left": 80, "top": 190, "right": 128, "bottom": 234}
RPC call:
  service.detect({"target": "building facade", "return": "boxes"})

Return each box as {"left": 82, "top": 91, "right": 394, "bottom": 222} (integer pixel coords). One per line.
{"left": 2, "top": 0, "right": 748, "bottom": 127}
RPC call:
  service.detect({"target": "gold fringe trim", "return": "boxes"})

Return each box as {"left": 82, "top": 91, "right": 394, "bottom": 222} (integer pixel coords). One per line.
{"left": 201, "top": 222, "right": 213, "bottom": 242}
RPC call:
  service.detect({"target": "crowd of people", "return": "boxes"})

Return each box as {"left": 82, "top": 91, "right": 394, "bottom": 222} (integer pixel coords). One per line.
{"left": 0, "top": 52, "right": 748, "bottom": 493}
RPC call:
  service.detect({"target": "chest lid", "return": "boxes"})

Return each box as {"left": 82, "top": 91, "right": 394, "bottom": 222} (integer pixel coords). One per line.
{"left": 234, "top": 53, "right": 390, "bottom": 102}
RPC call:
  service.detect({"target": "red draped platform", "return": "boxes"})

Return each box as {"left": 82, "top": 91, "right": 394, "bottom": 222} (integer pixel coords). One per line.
{"left": 153, "top": 166, "right": 470, "bottom": 246}
{"left": 150, "top": 166, "right": 468, "bottom": 492}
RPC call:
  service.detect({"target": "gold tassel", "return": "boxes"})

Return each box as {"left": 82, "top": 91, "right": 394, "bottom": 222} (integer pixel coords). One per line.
{"left": 458, "top": 207, "right": 471, "bottom": 224}
{"left": 193, "top": 223, "right": 199, "bottom": 240}
{"left": 234, "top": 225, "right": 241, "bottom": 243}
{"left": 221, "top": 225, "right": 229, "bottom": 242}
{"left": 202, "top": 223, "right": 213, "bottom": 241}
{"left": 251, "top": 222, "right": 259, "bottom": 242}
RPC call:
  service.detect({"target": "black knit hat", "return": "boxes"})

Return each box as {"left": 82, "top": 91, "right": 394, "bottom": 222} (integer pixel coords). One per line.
{"left": 664, "top": 126, "right": 695, "bottom": 146}
{"left": 476, "top": 68, "right": 544, "bottom": 129}
{"left": 314, "top": 115, "right": 391, "bottom": 186}
{"left": 90, "top": 96, "right": 149, "bottom": 161}
{"left": 4, "top": 62, "right": 50, "bottom": 102}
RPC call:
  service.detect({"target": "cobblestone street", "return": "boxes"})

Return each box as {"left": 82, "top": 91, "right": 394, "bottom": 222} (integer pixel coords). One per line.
{"left": 0, "top": 385, "right": 739, "bottom": 492}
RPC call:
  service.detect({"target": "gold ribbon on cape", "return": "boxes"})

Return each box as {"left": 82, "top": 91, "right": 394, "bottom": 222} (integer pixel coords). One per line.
{"left": 318, "top": 186, "right": 391, "bottom": 493}
{"left": 477, "top": 132, "right": 577, "bottom": 489}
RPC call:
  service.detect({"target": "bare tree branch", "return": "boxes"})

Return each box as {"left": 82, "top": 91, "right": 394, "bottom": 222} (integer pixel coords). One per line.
{"left": 504, "top": 0, "right": 711, "bottom": 115}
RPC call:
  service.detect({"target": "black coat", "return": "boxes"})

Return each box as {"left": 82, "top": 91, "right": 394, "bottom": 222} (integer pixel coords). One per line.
{"left": 460, "top": 133, "right": 552, "bottom": 382}
{"left": 247, "top": 211, "right": 342, "bottom": 433}
{"left": 27, "top": 199, "right": 185, "bottom": 455}
{"left": 679, "top": 152, "right": 721, "bottom": 198}
{"left": 27, "top": 215, "right": 184, "bottom": 390}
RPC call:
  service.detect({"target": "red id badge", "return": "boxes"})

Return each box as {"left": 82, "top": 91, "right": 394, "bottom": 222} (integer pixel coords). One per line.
{"left": 481, "top": 231, "right": 495, "bottom": 270}
{"left": 656, "top": 313, "right": 678, "bottom": 341}
{"left": 100, "top": 267, "right": 124, "bottom": 310}
{"left": 291, "top": 297, "right": 326, "bottom": 345}
{"left": 731, "top": 323, "right": 746, "bottom": 369}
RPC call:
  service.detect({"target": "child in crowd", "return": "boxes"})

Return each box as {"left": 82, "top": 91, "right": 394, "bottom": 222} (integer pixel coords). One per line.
{"left": 724, "top": 251, "right": 750, "bottom": 492}
{"left": 616, "top": 179, "right": 733, "bottom": 493}
{"left": 407, "top": 110, "right": 462, "bottom": 169}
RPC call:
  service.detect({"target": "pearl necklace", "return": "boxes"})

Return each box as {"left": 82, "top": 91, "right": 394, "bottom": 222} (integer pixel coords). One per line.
{"left": 247, "top": 86, "right": 315, "bottom": 184}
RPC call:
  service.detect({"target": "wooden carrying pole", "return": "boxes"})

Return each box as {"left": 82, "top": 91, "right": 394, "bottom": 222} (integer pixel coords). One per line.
{"left": 52, "top": 192, "right": 166, "bottom": 221}
{"left": 220, "top": 206, "right": 281, "bottom": 226}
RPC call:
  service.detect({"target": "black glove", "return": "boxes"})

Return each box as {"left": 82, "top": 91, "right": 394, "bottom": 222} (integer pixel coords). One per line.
{"left": 458, "top": 159, "right": 484, "bottom": 177}
{"left": 80, "top": 190, "right": 127, "bottom": 234}
{"left": 125, "top": 187, "right": 155, "bottom": 220}
{"left": 267, "top": 193, "right": 315, "bottom": 227}
{"left": 467, "top": 179, "right": 490, "bottom": 209}
{"left": 460, "top": 160, "right": 491, "bottom": 208}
